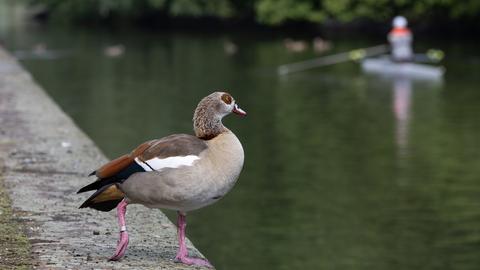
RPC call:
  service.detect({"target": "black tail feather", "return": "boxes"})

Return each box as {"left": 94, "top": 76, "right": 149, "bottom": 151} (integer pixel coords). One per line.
{"left": 77, "top": 177, "right": 116, "bottom": 194}
{"left": 79, "top": 162, "right": 145, "bottom": 194}
{"left": 79, "top": 184, "right": 122, "bottom": 212}
{"left": 87, "top": 199, "right": 122, "bottom": 212}
{"left": 78, "top": 162, "right": 145, "bottom": 211}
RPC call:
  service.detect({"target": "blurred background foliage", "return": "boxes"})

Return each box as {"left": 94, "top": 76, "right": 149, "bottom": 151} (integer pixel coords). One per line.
{"left": 28, "top": 0, "right": 480, "bottom": 27}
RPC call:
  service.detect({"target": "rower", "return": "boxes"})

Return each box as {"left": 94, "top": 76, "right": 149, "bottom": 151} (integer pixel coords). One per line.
{"left": 388, "top": 16, "right": 413, "bottom": 62}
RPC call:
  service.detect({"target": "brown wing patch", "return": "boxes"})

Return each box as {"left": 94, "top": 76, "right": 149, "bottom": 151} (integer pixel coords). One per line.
{"left": 140, "top": 134, "right": 208, "bottom": 160}
{"left": 131, "top": 140, "right": 156, "bottom": 156}
{"left": 93, "top": 140, "right": 155, "bottom": 179}
{"left": 95, "top": 155, "right": 133, "bottom": 178}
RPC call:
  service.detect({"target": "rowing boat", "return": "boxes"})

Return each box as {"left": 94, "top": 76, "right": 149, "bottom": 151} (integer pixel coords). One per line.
{"left": 361, "top": 56, "right": 445, "bottom": 79}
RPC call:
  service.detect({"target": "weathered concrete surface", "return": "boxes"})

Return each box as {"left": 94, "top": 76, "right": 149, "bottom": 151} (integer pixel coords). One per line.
{"left": 0, "top": 47, "right": 209, "bottom": 269}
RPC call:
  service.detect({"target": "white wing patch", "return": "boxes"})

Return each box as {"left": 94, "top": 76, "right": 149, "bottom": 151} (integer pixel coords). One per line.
{"left": 135, "top": 155, "right": 200, "bottom": 172}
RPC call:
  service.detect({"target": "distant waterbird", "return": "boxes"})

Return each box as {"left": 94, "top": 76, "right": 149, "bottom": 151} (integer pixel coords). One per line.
{"left": 13, "top": 43, "right": 71, "bottom": 60}
{"left": 284, "top": 38, "right": 309, "bottom": 52}
{"left": 78, "top": 92, "right": 246, "bottom": 268}
{"left": 223, "top": 40, "right": 238, "bottom": 55}
{"left": 104, "top": 44, "right": 125, "bottom": 57}
{"left": 312, "top": 37, "right": 332, "bottom": 53}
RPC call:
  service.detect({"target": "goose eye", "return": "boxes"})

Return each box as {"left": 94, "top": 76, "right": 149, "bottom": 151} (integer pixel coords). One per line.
{"left": 221, "top": 93, "right": 232, "bottom": 105}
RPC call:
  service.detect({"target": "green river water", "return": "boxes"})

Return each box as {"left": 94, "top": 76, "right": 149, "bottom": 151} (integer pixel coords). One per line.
{"left": 2, "top": 18, "right": 480, "bottom": 270}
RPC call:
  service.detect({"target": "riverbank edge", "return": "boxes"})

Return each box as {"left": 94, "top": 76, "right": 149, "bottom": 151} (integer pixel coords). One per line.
{"left": 0, "top": 173, "right": 31, "bottom": 269}
{"left": 0, "top": 46, "right": 209, "bottom": 269}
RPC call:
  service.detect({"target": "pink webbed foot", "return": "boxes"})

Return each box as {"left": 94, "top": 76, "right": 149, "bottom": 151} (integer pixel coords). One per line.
{"left": 109, "top": 231, "right": 129, "bottom": 261}
{"left": 174, "top": 255, "right": 213, "bottom": 268}
{"left": 174, "top": 212, "right": 213, "bottom": 268}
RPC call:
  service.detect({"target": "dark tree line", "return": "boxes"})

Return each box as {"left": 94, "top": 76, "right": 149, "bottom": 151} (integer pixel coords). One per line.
{"left": 30, "top": 0, "right": 480, "bottom": 27}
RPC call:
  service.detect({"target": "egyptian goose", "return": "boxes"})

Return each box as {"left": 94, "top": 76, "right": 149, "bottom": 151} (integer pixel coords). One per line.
{"left": 78, "top": 92, "right": 246, "bottom": 267}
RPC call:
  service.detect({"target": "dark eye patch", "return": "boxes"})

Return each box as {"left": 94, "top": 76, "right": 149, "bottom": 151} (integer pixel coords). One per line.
{"left": 221, "top": 93, "right": 233, "bottom": 104}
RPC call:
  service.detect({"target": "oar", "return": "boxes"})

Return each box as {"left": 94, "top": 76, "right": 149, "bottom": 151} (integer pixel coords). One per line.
{"left": 413, "top": 49, "right": 445, "bottom": 63}
{"left": 278, "top": 44, "right": 389, "bottom": 75}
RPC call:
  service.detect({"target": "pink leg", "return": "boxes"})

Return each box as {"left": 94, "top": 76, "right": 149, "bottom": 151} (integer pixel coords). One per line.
{"left": 109, "top": 199, "right": 129, "bottom": 261}
{"left": 174, "top": 212, "right": 213, "bottom": 268}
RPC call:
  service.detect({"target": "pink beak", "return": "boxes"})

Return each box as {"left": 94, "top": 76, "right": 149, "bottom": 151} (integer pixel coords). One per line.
{"left": 232, "top": 103, "right": 247, "bottom": 116}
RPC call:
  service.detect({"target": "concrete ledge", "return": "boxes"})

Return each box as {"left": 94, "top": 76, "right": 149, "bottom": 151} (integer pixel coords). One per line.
{"left": 0, "top": 46, "right": 208, "bottom": 269}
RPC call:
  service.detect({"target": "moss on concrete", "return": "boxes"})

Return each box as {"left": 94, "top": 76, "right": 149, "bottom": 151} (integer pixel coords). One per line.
{"left": 0, "top": 174, "right": 31, "bottom": 270}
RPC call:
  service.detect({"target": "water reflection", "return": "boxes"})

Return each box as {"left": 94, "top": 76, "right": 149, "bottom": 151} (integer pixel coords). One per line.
{"left": 391, "top": 76, "right": 443, "bottom": 160}
{"left": 393, "top": 77, "right": 412, "bottom": 158}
